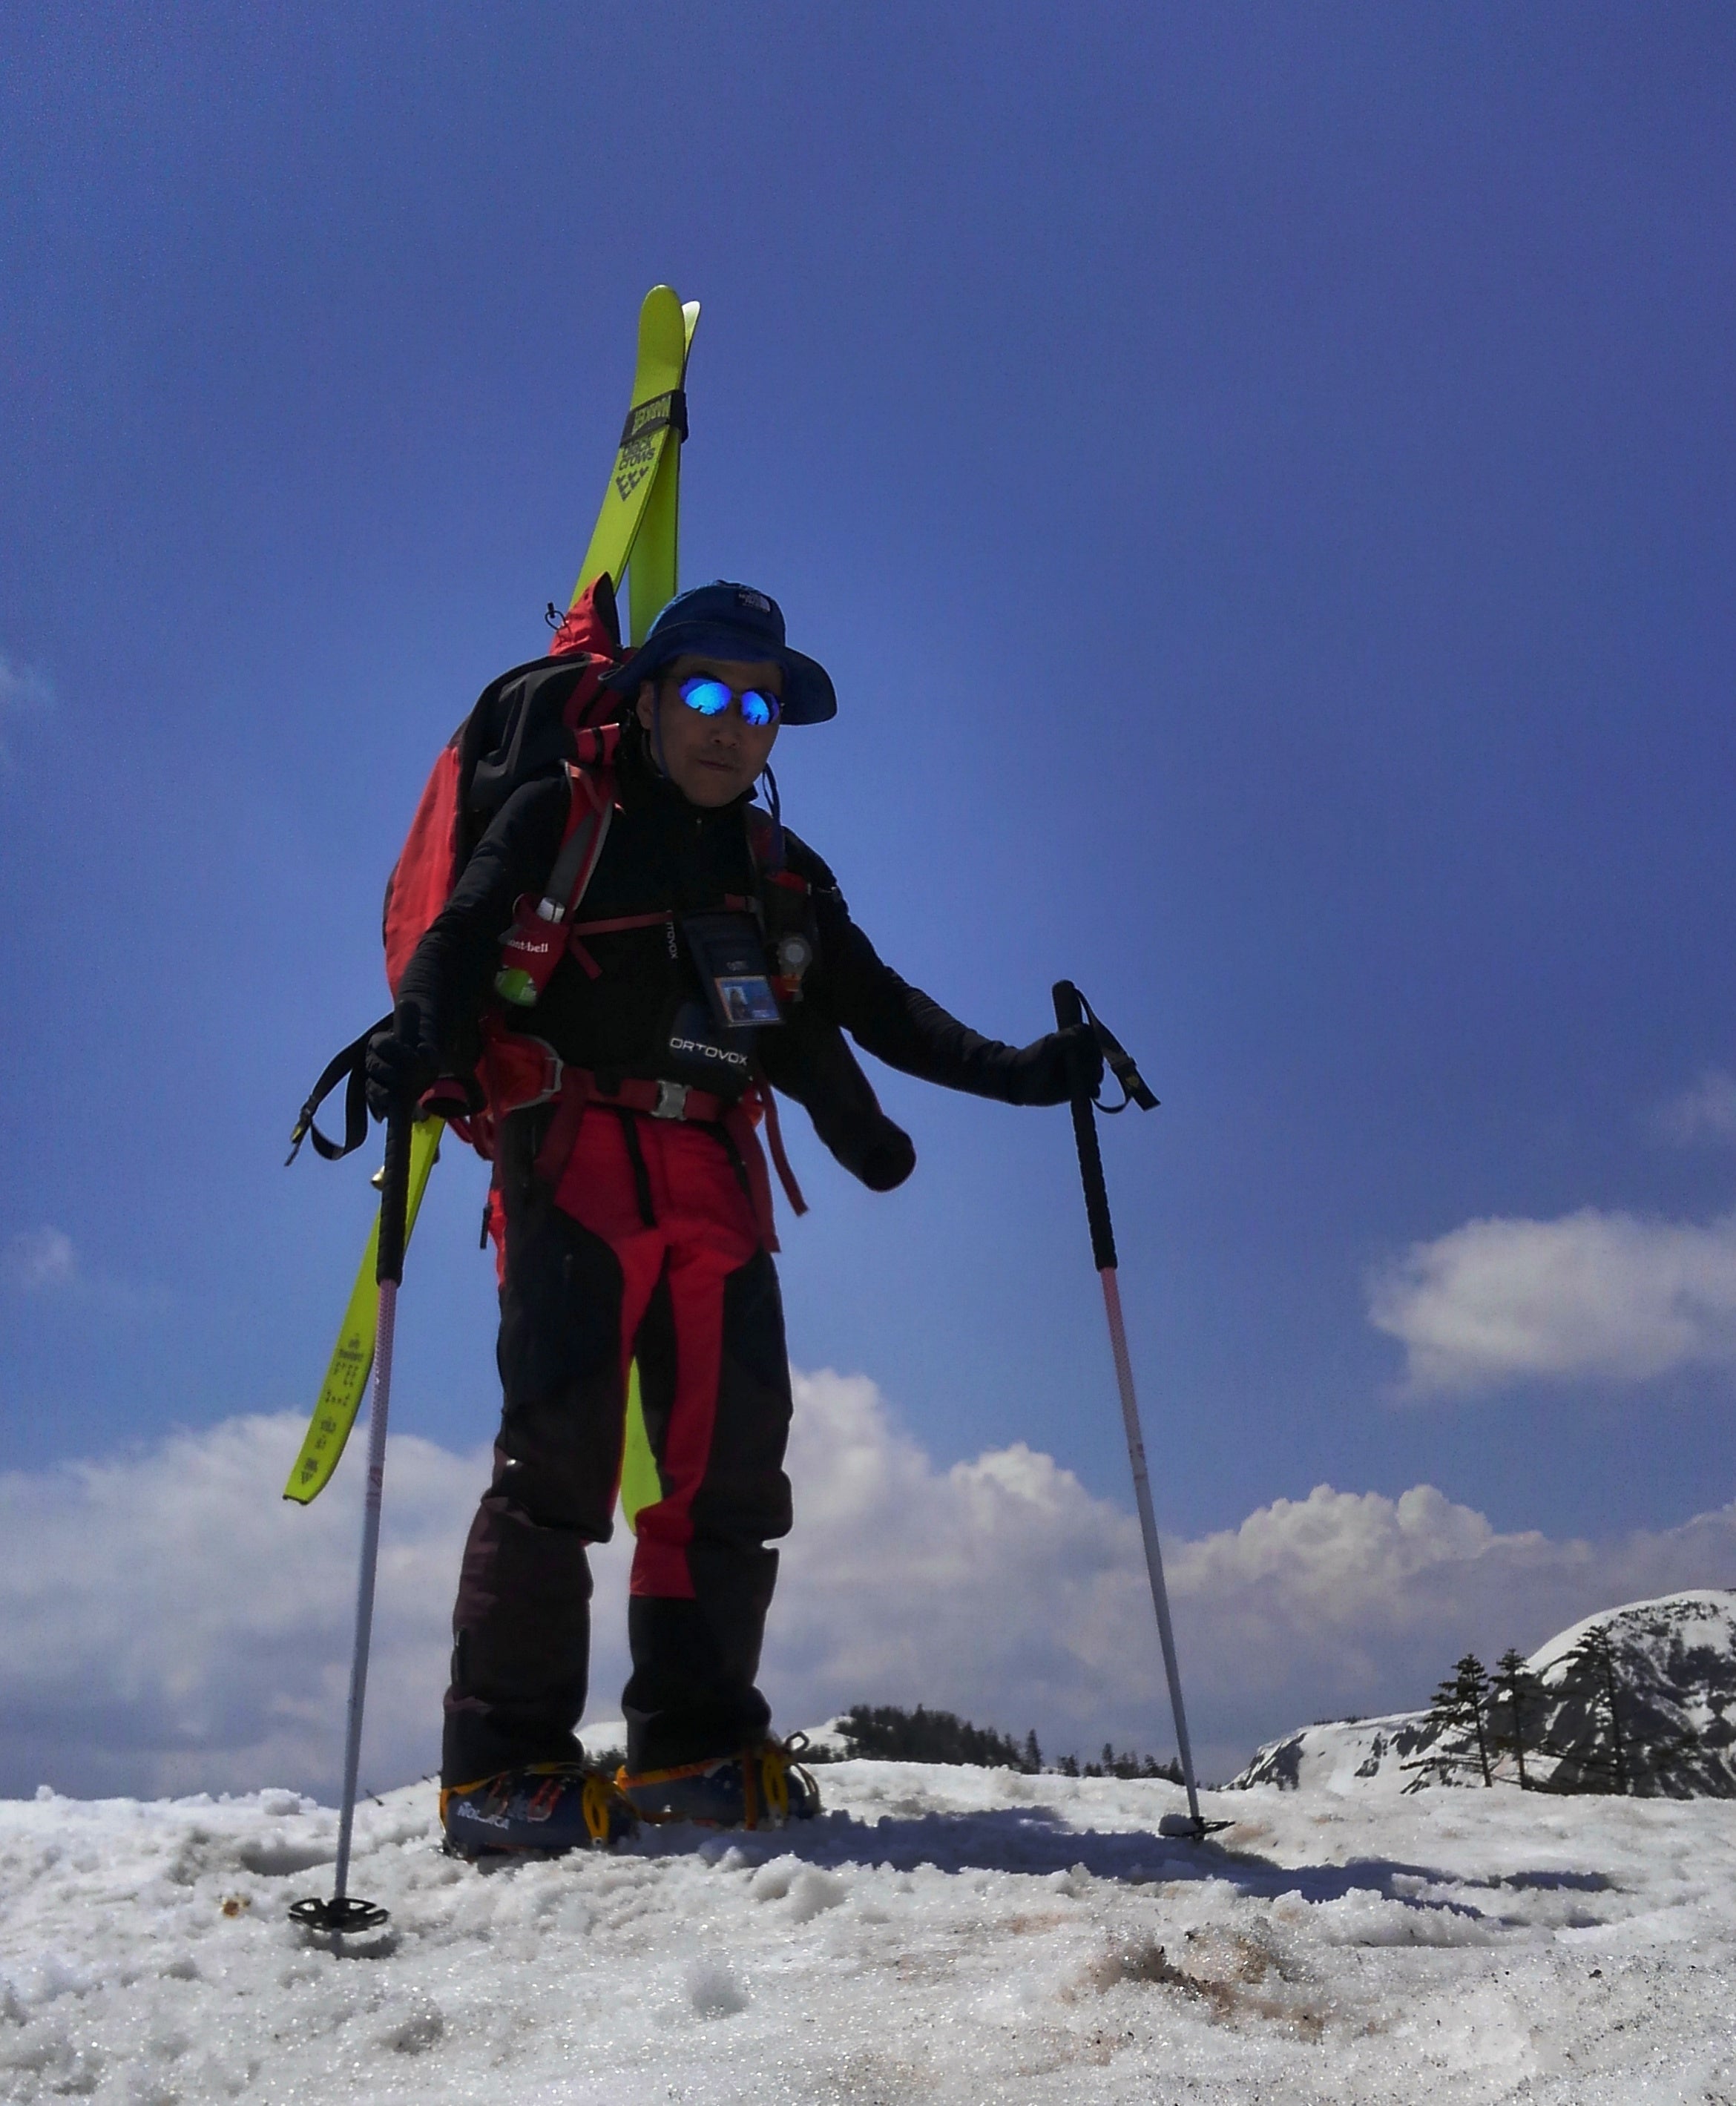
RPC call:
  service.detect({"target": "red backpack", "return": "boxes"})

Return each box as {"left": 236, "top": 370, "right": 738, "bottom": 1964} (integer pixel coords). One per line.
{"left": 287, "top": 576, "right": 630, "bottom": 1166}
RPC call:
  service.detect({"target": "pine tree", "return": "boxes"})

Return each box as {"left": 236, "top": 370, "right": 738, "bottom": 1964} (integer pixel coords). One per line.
{"left": 1566, "top": 1625, "right": 1629, "bottom": 1794}
{"left": 1490, "top": 1648, "right": 1546, "bottom": 1789}
{"left": 1406, "top": 1653, "right": 1494, "bottom": 1786}
{"left": 835, "top": 1704, "right": 1037, "bottom": 1769}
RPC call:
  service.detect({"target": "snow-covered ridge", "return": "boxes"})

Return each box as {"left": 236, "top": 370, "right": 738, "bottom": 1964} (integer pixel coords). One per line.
{"left": 1230, "top": 1587, "right": 1736, "bottom": 1797}
{"left": 4, "top": 1757, "right": 1735, "bottom": 2102}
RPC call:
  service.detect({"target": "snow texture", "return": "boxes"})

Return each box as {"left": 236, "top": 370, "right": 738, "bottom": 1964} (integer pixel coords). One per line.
{"left": 2, "top": 1757, "right": 1734, "bottom": 2103}
{"left": 1234, "top": 1589, "right": 1736, "bottom": 1799}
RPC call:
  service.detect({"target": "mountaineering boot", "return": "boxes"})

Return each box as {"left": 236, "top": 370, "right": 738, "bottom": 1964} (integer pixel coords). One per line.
{"left": 619, "top": 1735, "right": 821, "bottom": 1829}
{"left": 440, "top": 1763, "right": 639, "bottom": 1858}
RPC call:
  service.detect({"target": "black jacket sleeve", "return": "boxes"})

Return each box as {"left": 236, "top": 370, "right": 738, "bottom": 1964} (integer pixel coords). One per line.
{"left": 757, "top": 1004, "right": 917, "bottom": 1191}
{"left": 786, "top": 835, "right": 1068, "bottom": 1106}
{"left": 393, "top": 776, "right": 569, "bottom": 1073}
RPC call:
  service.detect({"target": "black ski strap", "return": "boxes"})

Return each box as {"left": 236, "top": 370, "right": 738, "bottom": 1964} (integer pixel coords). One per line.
{"left": 1075, "top": 990, "right": 1160, "bottom": 1116}
{"left": 286, "top": 1013, "right": 392, "bottom": 1166}
{"left": 621, "top": 387, "right": 688, "bottom": 447}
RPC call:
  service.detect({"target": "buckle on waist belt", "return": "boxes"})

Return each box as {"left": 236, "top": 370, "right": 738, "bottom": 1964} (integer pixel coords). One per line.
{"left": 481, "top": 1027, "right": 564, "bottom": 1116}
{"left": 651, "top": 1079, "right": 690, "bottom": 1120}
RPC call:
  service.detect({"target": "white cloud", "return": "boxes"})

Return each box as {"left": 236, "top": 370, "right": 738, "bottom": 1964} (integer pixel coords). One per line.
{"left": 2, "top": 1225, "right": 162, "bottom": 1314}
{"left": 0, "top": 650, "right": 53, "bottom": 764}
{"left": 3, "top": 1228, "right": 77, "bottom": 1295}
{"left": 1654, "top": 1069, "right": 1736, "bottom": 1147}
{"left": 3, "top": 1380, "right": 1733, "bottom": 1799}
{"left": 1368, "top": 1207, "right": 1736, "bottom": 1395}
{"left": 0, "top": 1416, "right": 485, "bottom": 1803}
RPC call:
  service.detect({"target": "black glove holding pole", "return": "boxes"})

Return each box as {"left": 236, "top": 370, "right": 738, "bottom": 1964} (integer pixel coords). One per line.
{"left": 1053, "top": 981, "right": 1117, "bottom": 1271}
{"left": 1004, "top": 1023, "right": 1104, "bottom": 1106}
{"left": 364, "top": 1010, "right": 442, "bottom": 1123}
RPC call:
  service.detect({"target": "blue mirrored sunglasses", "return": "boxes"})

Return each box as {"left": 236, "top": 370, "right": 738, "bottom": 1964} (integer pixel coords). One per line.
{"left": 675, "top": 674, "right": 781, "bottom": 728}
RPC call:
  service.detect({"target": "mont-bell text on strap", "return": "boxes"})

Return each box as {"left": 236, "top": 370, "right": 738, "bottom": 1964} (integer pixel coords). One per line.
{"left": 493, "top": 783, "right": 615, "bottom": 1007}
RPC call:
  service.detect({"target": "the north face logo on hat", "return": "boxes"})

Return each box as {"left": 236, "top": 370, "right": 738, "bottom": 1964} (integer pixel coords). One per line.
{"left": 736, "top": 588, "right": 772, "bottom": 612}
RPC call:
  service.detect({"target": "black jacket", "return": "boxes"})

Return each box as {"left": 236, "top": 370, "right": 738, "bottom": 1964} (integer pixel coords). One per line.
{"left": 396, "top": 731, "right": 1070, "bottom": 1188}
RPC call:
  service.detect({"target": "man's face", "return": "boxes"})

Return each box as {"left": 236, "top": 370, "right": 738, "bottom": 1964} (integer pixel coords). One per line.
{"left": 636, "top": 654, "right": 782, "bottom": 808}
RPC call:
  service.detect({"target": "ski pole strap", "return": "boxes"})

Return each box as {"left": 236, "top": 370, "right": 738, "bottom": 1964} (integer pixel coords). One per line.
{"left": 1074, "top": 989, "right": 1160, "bottom": 1116}
{"left": 286, "top": 1013, "right": 392, "bottom": 1166}
{"left": 1053, "top": 981, "right": 1118, "bottom": 1273}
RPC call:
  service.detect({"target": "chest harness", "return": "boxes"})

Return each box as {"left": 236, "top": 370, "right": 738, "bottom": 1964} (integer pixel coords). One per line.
{"left": 482, "top": 728, "right": 814, "bottom": 1245}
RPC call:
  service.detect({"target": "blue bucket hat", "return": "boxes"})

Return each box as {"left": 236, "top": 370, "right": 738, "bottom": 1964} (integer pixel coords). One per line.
{"left": 602, "top": 581, "right": 838, "bottom": 725}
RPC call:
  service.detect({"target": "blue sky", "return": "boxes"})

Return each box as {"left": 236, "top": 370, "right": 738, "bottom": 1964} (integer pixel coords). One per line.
{"left": 4, "top": 3, "right": 1735, "bottom": 1774}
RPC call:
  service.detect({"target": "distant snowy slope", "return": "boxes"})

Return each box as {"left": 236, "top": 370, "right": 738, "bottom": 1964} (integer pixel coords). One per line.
{"left": 1231, "top": 1588, "right": 1736, "bottom": 1797}
{"left": 2, "top": 1762, "right": 1735, "bottom": 2103}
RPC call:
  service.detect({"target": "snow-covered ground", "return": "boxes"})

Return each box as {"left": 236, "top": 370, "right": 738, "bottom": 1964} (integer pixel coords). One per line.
{"left": 3, "top": 1760, "right": 1734, "bottom": 2103}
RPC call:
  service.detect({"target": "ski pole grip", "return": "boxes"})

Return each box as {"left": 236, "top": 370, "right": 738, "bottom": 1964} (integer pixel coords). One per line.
{"left": 1053, "top": 981, "right": 1118, "bottom": 1273}
{"left": 375, "top": 1001, "right": 418, "bottom": 1288}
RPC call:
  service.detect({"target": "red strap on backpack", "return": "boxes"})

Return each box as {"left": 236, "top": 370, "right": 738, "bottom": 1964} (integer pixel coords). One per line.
{"left": 493, "top": 754, "right": 620, "bottom": 1010}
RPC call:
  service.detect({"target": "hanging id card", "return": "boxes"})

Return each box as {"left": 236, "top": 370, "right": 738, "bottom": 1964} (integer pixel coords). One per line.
{"left": 682, "top": 912, "right": 783, "bottom": 1032}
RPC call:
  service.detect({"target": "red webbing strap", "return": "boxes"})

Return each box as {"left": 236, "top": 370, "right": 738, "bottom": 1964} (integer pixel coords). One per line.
{"left": 533, "top": 1070, "right": 593, "bottom": 1187}
{"left": 752, "top": 1081, "right": 807, "bottom": 1220}
{"left": 569, "top": 912, "right": 675, "bottom": 936}
{"left": 723, "top": 1102, "right": 780, "bottom": 1251}
{"left": 565, "top": 908, "right": 671, "bottom": 981}
{"left": 539, "top": 766, "right": 615, "bottom": 919}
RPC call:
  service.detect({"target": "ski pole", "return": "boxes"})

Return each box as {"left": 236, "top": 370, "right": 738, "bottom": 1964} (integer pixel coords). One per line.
{"left": 291, "top": 1006, "right": 419, "bottom": 1935}
{"left": 1052, "top": 981, "right": 1224, "bottom": 1841}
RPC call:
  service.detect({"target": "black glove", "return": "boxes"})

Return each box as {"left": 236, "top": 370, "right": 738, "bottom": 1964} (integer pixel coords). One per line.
{"left": 364, "top": 1019, "right": 439, "bottom": 1122}
{"left": 856, "top": 1119, "right": 918, "bottom": 1192}
{"left": 1005, "top": 1022, "right": 1103, "bottom": 1107}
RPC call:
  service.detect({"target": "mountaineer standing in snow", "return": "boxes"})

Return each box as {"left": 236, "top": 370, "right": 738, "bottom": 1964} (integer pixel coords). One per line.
{"left": 367, "top": 582, "right": 1097, "bottom": 1855}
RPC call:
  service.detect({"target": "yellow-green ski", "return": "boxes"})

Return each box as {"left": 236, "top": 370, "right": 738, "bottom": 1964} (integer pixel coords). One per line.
{"left": 287, "top": 288, "right": 700, "bottom": 1506}
{"left": 283, "top": 1116, "right": 444, "bottom": 1503}
{"left": 619, "top": 1361, "right": 663, "bottom": 1533}
{"left": 576, "top": 289, "right": 699, "bottom": 622}
{"left": 615, "top": 300, "right": 700, "bottom": 1524}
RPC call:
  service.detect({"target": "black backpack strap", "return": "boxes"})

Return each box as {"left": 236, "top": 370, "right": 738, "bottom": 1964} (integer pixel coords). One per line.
{"left": 286, "top": 1013, "right": 392, "bottom": 1165}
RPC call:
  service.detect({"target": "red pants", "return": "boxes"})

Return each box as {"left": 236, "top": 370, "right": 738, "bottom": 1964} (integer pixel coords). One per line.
{"left": 442, "top": 1104, "right": 794, "bottom": 1783}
